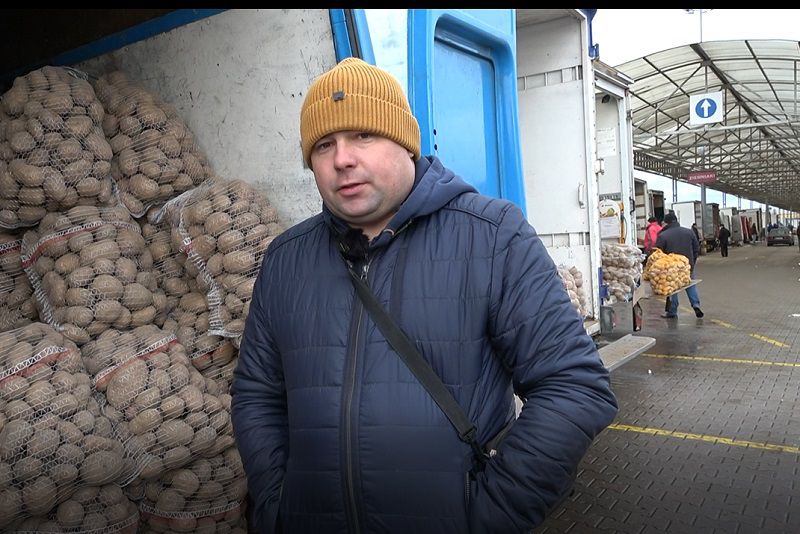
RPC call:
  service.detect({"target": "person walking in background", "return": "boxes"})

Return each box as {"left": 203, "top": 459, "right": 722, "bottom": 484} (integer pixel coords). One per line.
{"left": 796, "top": 224, "right": 800, "bottom": 251}
{"left": 691, "top": 222, "right": 701, "bottom": 244}
{"left": 656, "top": 212, "right": 703, "bottom": 319}
{"left": 231, "top": 57, "right": 618, "bottom": 534}
{"left": 717, "top": 224, "right": 731, "bottom": 257}
{"left": 643, "top": 216, "right": 663, "bottom": 254}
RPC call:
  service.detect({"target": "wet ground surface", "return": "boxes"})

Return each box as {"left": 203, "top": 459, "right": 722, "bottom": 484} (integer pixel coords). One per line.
{"left": 534, "top": 241, "right": 800, "bottom": 533}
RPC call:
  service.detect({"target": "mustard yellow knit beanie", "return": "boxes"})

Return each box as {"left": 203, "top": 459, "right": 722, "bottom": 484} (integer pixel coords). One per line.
{"left": 300, "top": 57, "right": 421, "bottom": 167}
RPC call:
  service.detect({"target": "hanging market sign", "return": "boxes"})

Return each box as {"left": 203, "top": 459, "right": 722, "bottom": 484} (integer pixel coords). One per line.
{"left": 688, "top": 170, "right": 717, "bottom": 184}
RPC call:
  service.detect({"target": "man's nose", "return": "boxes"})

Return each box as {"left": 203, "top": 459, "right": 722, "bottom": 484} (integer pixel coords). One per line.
{"left": 333, "top": 141, "right": 357, "bottom": 169}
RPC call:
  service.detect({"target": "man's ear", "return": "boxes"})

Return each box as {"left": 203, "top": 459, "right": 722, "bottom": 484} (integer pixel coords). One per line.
{"left": 408, "top": 151, "right": 414, "bottom": 159}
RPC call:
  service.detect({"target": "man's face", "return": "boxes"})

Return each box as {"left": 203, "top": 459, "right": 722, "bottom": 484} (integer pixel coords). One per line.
{"left": 310, "top": 131, "right": 415, "bottom": 239}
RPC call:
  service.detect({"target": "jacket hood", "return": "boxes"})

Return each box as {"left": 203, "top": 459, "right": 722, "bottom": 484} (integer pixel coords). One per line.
{"left": 323, "top": 155, "right": 477, "bottom": 247}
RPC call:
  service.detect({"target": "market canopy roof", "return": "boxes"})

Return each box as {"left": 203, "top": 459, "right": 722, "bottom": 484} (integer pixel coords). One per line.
{"left": 617, "top": 40, "right": 800, "bottom": 211}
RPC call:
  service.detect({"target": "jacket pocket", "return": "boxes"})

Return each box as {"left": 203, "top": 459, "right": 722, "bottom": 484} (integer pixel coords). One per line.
{"left": 484, "top": 418, "right": 515, "bottom": 458}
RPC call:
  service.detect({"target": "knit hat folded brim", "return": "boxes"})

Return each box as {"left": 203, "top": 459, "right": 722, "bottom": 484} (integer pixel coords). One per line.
{"left": 300, "top": 57, "right": 421, "bottom": 167}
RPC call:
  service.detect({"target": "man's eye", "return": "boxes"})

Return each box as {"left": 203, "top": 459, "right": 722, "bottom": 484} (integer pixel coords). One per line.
{"left": 315, "top": 141, "right": 331, "bottom": 151}
{"left": 358, "top": 132, "right": 372, "bottom": 139}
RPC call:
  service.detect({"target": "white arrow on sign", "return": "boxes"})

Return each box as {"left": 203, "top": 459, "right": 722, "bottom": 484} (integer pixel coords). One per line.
{"left": 690, "top": 91, "right": 723, "bottom": 126}
{"left": 700, "top": 99, "right": 711, "bottom": 117}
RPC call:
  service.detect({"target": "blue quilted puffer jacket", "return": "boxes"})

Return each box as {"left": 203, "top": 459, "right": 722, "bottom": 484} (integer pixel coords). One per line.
{"left": 231, "top": 156, "right": 618, "bottom": 533}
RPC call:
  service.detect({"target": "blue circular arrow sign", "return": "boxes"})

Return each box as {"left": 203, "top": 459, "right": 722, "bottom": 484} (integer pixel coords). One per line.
{"left": 695, "top": 98, "right": 717, "bottom": 118}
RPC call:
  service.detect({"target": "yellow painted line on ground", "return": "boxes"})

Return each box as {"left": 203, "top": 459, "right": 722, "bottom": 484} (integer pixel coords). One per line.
{"left": 643, "top": 353, "right": 800, "bottom": 367}
{"left": 710, "top": 318, "right": 736, "bottom": 329}
{"left": 749, "top": 333, "right": 790, "bottom": 348}
{"left": 674, "top": 310, "right": 789, "bottom": 347}
{"left": 608, "top": 423, "right": 800, "bottom": 454}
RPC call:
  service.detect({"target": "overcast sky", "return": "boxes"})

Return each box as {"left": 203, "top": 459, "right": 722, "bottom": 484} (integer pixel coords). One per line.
{"left": 592, "top": 9, "right": 800, "bottom": 213}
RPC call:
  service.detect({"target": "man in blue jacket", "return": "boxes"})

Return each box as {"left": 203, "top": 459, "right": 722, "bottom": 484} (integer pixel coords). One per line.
{"left": 231, "top": 57, "right": 618, "bottom": 534}
{"left": 655, "top": 212, "right": 704, "bottom": 319}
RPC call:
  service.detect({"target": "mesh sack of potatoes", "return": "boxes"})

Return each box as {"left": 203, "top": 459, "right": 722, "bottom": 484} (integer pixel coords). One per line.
{"left": 92, "top": 70, "right": 213, "bottom": 218}
{"left": 0, "top": 234, "right": 38, "bottom": 331}
{"left": 556, "top": 266, "right": 587, "bottom": 318}
{"left": 128, "top": 444, "right": 248, "bottom": 533}
{"left": 601, "top": 244, "right": 643, "bottom": 303}
{"left": 160, "top": 295, "right": 238, "bottom": 391}
{"left": 0, "top": 323, "right": 128, "bottom": 528}
{"left": 642, "top": 248, "right": 665, "bottom": 281}
{"left": 80, "top": 326, "right": 235, "bottom": 482}
{"left": 139, "top": 501, "right": 247, "bottom": 534}
{"left": 569, "top": 265, "right": 588, "bottom": 316}
{"left": 140, "top": 206, "right": 195, "bottom": 326}
{"left": 0, "top": 66, "right": 114, "bottom": 229}
{"left": 140, "top": 206, "right": 240, "bottom": 385}
{"left": 7, "top": 483, "right": 139, "bottom": 534}
{"left": 643, "top": 251, "right": 691, "bottom": 296}
{"left": 161, "top": 178, "right": 282, "bottom": 340}
{"left": 20, "top": 205, "right": 169, "bottom": 345}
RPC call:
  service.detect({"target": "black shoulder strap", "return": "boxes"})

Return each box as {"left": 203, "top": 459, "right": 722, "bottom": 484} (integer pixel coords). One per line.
{"left": 348, "top": 268, "right": 485, "bottom": 457}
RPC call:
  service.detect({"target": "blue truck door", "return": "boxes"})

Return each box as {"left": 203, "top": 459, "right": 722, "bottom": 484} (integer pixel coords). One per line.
{"left": 408, "top": 10, "right": 525, "bottom": 214}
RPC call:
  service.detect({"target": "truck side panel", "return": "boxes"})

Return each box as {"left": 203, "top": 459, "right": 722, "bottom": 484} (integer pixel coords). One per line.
{"left": 634, "top": 178, "right": 649, "bottom": 248}
{"left": 516, "top": 12, "right": 599, "bottom": 328}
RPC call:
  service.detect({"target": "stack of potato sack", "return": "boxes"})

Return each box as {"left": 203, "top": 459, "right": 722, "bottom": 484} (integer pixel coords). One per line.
{"left": 0, "top": 66, "right": 143, "bottom": 533}
{"left": 642, "top": 248, "right": 691, "bottom": 296}
{"left": 0, "top": 233, "right": 37, "bottom": 331}
{"left": 557, "top": 265, "right": 589, "bottom": 318}
{"left": 0, "top": 323, "right": 138, "bottom": 532}
{"left": 601, "top": 243, "right": 643, "bottom": 303}
{"left": 0, "top": 62, "right": 275, "bottom": 532}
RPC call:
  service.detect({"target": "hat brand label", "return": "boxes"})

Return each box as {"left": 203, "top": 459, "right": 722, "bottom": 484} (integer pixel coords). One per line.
{"left": 333, "top": 90, "right": 345, "bottom": 101}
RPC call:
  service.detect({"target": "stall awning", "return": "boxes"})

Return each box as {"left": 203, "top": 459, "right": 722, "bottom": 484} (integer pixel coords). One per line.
{"left": 618, "top": 40, "right": 800, "bottom": 211}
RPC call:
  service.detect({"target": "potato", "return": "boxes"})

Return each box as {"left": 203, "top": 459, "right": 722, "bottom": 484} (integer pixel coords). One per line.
{"left": 158, "top": 420, "right": 194, "bottom": 448}
{"left": 23, "top": 475, "right": 57, "bottom": 516}
{"left": 129, "top": 407, "right": 162, "bottom": 436}
{"left": 0, "top": 488, "right": 21, "bottom": 528}
{"left": 80, "top": 239, "right": 120, "bottom": 266}
{"left": 91, "top": 273, "right": 124, "bottom": 299}
{"left": 56, "top": 500, "right": 85, "bottom": 529}
{"left": 25, "top": 380, "right": 56, "bottom": 409}
{"left": 106, "top": 358, "right": 148, "bottom": 409}
{"left": 121, "top": 283, "right": 152, "bottom": 311}
{"left": 57, "top": 419, "right": 83, "bottom": 445}
{"left": 80, "top": 450, "right": 123, "bottom": 485}
{"left": 50, "top": 463, "right": 79, "bottom": 487}
{"left": 15, "top": 456, "right": 42, "bottom": 482}
{"left": 94, "top": 299, "right": 124, "bottom": 323}
{"left": 188, "top": 426, "right": 216, "bottom": 454}
{"left": 51, "top": 392, "right": 80, "bottom": 418}
{"left": 222, "top": 250, "right": 254, "bottom": 274}
{"left": 171, "top": 469, "right": 201, "bottom": 497}
{"left": 131, "top": 388, "right": 160, "bottom": 415}
{"left": 162, "top": 445, "right": 192, "bottom": 470}
{"left": 28, "top": 427, "right": 59, "bottom": 459}
{"left": 130, "top": 173, "right": 159, "bottom": 201}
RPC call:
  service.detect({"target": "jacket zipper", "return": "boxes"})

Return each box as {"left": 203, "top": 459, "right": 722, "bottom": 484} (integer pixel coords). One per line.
{"left": 343, "top": 259, "right": 371, "bottom": 534}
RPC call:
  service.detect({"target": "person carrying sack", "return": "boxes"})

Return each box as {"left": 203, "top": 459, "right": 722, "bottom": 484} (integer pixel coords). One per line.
{"left": 231, "top": 57, "right": 618, "bottom": 534}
